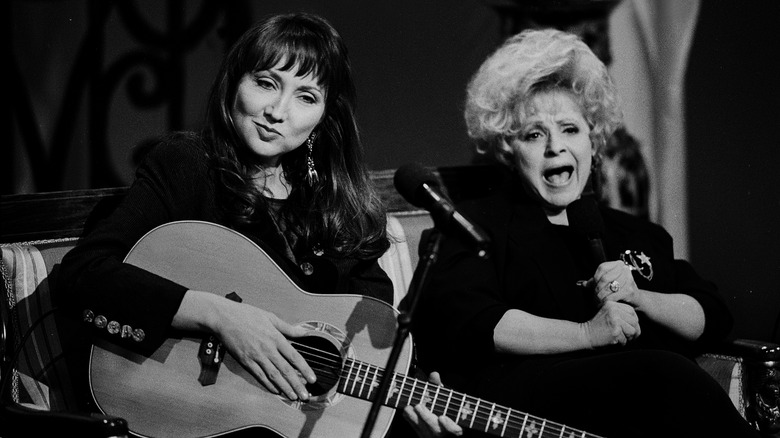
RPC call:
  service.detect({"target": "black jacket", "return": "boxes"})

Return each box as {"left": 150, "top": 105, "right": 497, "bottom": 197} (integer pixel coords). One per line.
{"left": 56, "top": 133, "right": 393, "bottom": 355}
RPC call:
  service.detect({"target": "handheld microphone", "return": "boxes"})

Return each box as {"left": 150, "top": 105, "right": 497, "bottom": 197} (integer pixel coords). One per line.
{"left": 394, "top": 163, "right": 490, "bottom": 259}
{"left": 568, "top": 196, "right": 607, "bottom": 265}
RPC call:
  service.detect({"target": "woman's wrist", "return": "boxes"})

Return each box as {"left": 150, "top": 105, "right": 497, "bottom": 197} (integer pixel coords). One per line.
{"left": 174, "top": 290, "right": 225, "bottom": 334}
{"left": 578, "top": 322, "right": 595, "bottom": 350}
{"left": 629, "top": 288, "right": 650, "bottom": 312}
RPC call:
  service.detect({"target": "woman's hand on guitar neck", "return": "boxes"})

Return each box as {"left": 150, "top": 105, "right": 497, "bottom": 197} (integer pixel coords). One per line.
{"left": 173, "top": 290, "right": 316, "bottom": 401}
{"left": 403, "top": 372, "right": 463, "bottom": 437}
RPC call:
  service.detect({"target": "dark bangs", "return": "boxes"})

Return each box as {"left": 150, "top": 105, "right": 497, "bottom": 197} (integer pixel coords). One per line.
{"left": 239, "top": 13, "right": 351, "bottom": 103}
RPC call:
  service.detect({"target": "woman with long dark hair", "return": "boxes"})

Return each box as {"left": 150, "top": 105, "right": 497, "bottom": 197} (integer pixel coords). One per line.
{"left": 58, "top": 12, "right": 392, "bottom": 411}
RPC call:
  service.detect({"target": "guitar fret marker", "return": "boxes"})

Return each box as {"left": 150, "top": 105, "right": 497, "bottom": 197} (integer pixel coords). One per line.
{"left": 489, "top": 407, "right": 504, "bottom": 430}
{"left": 525, "top": 419, "right": 538, "bottom": 438}
{"left": 459, "top": 400, "right": 473, "bottom": 423}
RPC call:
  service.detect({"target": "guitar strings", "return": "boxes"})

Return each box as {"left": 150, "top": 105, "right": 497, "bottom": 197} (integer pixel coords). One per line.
{"left": 287, "top": 340, "right": 596, "bottom": 437}
{"left": 289, "top": 340, "right": 586, "bottom": 437}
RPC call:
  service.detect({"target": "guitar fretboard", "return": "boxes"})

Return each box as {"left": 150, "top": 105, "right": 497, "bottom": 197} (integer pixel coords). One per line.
{"left": 336, "top": 358, "right": 603, "bottom": 438}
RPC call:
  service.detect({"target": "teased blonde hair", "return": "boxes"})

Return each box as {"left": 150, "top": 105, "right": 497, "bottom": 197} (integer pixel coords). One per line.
{"left": 464, "top": 28, "right": 623, "bottom": 167}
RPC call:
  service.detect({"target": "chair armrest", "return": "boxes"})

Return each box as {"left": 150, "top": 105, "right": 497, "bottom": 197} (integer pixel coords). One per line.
{"left": 722, "top": 338, "right": 780, "bottom": 436}
{"left": 0, "top": 402, "right": 128, "bottom": 437}
{"left": 729, "top": 339, "right": 780, "bottom": 362}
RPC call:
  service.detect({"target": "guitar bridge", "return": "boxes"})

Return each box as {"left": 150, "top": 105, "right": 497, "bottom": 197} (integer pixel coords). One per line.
{"left": 197, "top": 292, "right": 242, "bottom": 386}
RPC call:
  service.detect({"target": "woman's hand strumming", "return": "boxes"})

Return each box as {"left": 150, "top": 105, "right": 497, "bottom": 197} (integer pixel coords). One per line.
{"left": 174, "top": 290, "right": 316, "bottom": 401}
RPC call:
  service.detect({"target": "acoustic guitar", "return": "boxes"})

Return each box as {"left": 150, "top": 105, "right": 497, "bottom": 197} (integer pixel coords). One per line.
{"left": 89, "top": 221, "right": 602, "bottom": 438}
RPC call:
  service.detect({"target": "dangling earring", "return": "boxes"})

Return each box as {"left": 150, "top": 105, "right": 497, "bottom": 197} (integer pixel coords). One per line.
{"left": 305, "top": 133, "right": 319, "bottom": 186}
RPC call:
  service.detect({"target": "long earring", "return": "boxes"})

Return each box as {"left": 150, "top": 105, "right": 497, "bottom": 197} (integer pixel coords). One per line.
{"left": 305, "top": 134, "right": 319, "bottom": 186}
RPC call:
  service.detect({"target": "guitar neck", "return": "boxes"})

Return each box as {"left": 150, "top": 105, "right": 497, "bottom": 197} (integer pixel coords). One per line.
{"left": 337, "top": 358, "right": 602, "bottom": 438}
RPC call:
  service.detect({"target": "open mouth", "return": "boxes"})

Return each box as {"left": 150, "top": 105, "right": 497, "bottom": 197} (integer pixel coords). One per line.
{"left": 543, "top": 165, "right": 574, "bottom": 186}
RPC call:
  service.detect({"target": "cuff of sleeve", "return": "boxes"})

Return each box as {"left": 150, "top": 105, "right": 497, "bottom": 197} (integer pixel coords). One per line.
{"left": 467, "top": 305, "right": 512, "bottom": 355}
{"left": 687, "top": 288, "right": 734, "bottom": 344}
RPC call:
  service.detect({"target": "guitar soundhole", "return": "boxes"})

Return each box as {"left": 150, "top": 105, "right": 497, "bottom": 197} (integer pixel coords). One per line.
{"left": 297, "top": 335, "right": 343, "bottom": 397}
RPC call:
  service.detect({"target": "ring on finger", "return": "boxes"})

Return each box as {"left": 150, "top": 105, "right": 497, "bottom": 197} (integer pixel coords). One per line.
{"left": 608, "top": 280, "right": 620, "bottom": 293}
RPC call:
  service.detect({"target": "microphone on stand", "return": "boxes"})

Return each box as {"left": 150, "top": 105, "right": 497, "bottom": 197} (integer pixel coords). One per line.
{"left": 394, "top": 163, "right": 490, "bottom": 259}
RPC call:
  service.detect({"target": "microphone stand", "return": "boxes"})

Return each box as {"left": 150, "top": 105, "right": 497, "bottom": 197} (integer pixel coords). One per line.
{"left": 360, "top": 229, "right": 442, "bottom": 438}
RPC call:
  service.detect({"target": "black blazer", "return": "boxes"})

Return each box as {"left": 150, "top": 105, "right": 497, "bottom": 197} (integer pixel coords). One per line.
{"left": 56, "top": 134, "right": 393, "bottom": 356}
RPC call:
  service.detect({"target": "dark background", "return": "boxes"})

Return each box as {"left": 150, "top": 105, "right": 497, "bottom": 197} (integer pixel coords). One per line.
{"left": 686, "top": 1, "right": 780, "bottom": 344}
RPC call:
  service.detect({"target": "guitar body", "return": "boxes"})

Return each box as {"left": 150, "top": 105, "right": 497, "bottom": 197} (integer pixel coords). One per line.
{"left": 89, "top": 221, "right": 412, "bottom": 438}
